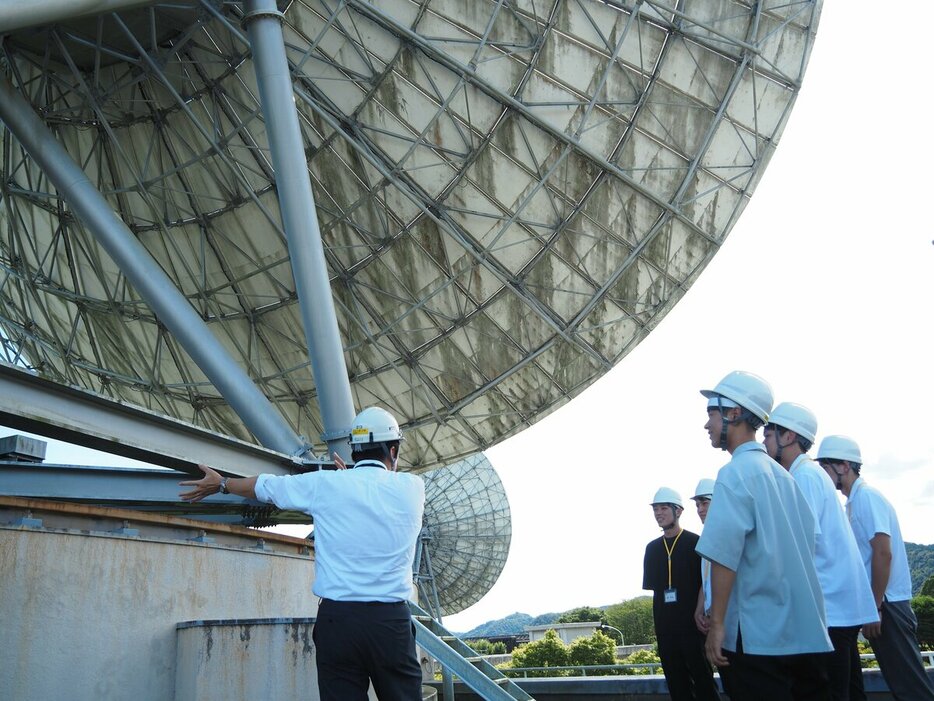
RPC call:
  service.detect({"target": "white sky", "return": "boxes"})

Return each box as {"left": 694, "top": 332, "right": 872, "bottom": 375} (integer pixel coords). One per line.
{"left": 3, "top": 1, "right": 931, "bottom": 635}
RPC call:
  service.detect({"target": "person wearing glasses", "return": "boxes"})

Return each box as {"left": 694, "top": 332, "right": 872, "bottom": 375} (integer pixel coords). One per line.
{"left": 764, "top": 404, "right": 877, "bottom": 701}
{"left": 817, "top": 435, "right": 934, "bottom": 701}
{"left": 643, "top": 487, "right": 721, "bottom": 701}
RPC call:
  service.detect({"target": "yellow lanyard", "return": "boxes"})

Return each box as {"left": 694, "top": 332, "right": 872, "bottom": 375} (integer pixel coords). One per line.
{"left": 663, "top": 529, "right": 683, "bottom": 589}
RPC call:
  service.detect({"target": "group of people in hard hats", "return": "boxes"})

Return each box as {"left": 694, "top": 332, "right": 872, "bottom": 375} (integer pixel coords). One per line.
{"left": 643, "top": 371, "right": 934, "bottom": 701}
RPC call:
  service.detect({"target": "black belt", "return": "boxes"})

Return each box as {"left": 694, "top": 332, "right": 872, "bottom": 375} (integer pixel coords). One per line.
{"left": 320, "top": 598, "right": 407, "bottom": 607}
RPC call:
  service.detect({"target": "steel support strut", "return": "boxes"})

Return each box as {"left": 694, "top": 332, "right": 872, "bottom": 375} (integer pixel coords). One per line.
{"left": 0, "top": 74, "right": 312, "bottom": 462}
{"left": 243, "top": 0, "right": 356, "bottom": 460}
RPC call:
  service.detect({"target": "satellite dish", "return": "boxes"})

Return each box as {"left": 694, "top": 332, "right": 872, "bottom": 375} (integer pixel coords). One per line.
{"left": 0, "top": 2, "right": 822, "bottom": 469}
{"left": 417, "top": 452, "right": 511, "bottom": 617}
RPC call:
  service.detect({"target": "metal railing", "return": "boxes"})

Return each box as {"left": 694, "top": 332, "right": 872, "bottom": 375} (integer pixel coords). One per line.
{"left": 498, "top": 652, "right": 934, "bottom": 679}
{"left": 861, "top": 652, "right": 934, "bottom": 667}
{"left": 502, "top": 663, "right": 663, "bottom": 678}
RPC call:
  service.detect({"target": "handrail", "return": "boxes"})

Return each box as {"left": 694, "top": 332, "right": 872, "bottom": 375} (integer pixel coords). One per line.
{"left": 500, "top": 652, "right": 934, "bottom": 678}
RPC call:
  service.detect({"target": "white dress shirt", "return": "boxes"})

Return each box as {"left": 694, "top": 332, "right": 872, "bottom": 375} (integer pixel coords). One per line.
{"left": 846, "top": 476, "right": 913, "bottom": 602}
{"left": 255, "top": 460, "right": 425, "bottom": 602}
{"left": 789, "top": 455, "right": 878, "bottom": 627}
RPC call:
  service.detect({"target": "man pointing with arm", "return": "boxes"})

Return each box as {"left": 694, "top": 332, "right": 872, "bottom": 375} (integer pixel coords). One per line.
{"left": 180, "top": 406, "right": 425, "bottom": 701}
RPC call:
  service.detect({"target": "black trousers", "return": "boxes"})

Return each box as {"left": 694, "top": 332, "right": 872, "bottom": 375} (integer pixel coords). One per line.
{"left": 658, "top": 629, "right": 722, "bottom": 701}
{"left": 312, "top": 599, "right": 422, "bottom": 701}
{"left": 724, "top": 630, "right": 831, "bottom": 701}
{"left": 826, "top": 625, "right": 865, "bottom": 701}
{"left": 869, "top": 600, "right": 934, "bottom": 701}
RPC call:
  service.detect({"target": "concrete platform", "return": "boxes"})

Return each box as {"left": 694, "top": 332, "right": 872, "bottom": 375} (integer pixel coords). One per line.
{"left": 425, "top": 668, "right": 934, "bottom": 700}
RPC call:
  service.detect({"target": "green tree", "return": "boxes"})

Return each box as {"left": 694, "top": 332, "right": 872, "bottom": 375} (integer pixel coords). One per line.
{"left": 912, "top": 595, "right": 934, "bottom": 649}
{"left": 920, "top": 574, "right": 934, "bottom": 598}
{"left": 567, "top": 631, "right": 616, "bottom": 669}
{"left": 468, "top": 639, "right": 504, "bottom": 655}
{"left": 906, "top": 542, "right": 934, "bottom": 594}
{"left": 620, "top": 647, "right": 661, "bottom": 675}
{"left": 605, "top": 597, "right": 656, "bottom": 645}
{"left": 556, "top": 606, "right": 606, "bottom": 625}
{"left": 510, "top": 629, "right": 569, "bottom": 676}
{"left": 857, "top": 639, "right": 878, "bottom": 668}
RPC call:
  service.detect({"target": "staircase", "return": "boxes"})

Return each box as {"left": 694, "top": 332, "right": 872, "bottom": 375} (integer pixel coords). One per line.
{"left": 409, "top": 602, "right": 534, "bottom": 701}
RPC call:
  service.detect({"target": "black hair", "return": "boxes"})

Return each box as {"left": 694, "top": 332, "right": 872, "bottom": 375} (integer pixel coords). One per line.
{"left": 771, "top": 425, "right": 813, "bottom": 453}
{"left": 739, "top": 408, "right": 764, "bottom": 430}
{"left": 351, "top": 440, "right": 400, "bottom": 464}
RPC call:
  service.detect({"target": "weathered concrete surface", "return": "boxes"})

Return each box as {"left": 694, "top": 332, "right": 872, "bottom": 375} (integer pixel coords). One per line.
{"left": 176, "top": 618, "right": 320, "bottom": 701}
{"left": 0, "top": 498, "right": 317, "bottom": 701}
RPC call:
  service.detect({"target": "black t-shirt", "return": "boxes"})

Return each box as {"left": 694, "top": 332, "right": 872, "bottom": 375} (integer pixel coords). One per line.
{"left": 642, "top": 529, "right": 702, "bottom": 634}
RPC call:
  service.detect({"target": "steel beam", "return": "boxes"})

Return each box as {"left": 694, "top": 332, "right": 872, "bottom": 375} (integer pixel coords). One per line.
{"left": 0, "top": 74, "right": 312, "bottom": 461}
{"left": 243, "top": 0, "right": 356, "bottom": 460}
{"left": 0, "top": 461, "right": 314, "bottom": 525}
{"left": 0, "top": 362, "right": 314, "bottom": 477}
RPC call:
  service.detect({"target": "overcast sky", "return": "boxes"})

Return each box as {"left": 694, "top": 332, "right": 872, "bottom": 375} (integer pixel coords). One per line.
{"left": 4, "top": 1, "right": 931, "bottom": 636}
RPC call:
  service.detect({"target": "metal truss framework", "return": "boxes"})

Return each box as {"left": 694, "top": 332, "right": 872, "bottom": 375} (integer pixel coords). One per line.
{"left": 0, "top": 0, "right": 822, "bottom": 470}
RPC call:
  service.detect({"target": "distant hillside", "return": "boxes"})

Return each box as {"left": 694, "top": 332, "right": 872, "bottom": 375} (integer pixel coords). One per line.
{"left": 461, "top": 611, "right": 560, "bottom": 638}
{"left": 907, "top": 542, "right": 934, "bottom": 594}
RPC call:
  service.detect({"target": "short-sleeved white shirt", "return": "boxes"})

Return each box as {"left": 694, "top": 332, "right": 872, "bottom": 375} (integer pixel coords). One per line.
{"left": 846, "top": 477, "right": 913, "bottom": 602}
{"left": 789, "top": 455, "right": 878, "bottom": 627}
{"left": 255, "top": 461, "right": 425, "bottom": 602}
{"left": 696, "top": 442, "right": 831, "bottom": 655}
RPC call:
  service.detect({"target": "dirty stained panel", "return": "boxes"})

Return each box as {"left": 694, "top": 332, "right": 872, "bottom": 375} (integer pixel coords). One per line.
{"left": 0, "top": 0, "right": 822, "bottom": 470}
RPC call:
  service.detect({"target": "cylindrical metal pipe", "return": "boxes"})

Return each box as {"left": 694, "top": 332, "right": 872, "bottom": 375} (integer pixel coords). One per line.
{"left": 0, "top": 74, "right": 311, "bottom": 461}
{"left": 244, "top": 0, "right": 356, "bottom": 460}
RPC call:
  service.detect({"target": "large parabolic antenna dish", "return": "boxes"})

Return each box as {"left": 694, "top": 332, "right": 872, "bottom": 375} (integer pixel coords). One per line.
{"left": 419, "top": 452, "right": 511, "bottom": 616}
{"left": 0, "top": 1, "right": 821, "bottom": 469}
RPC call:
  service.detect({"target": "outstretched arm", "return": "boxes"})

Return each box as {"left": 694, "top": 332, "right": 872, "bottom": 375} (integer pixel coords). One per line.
{"left": 179, "top": 463, "right": 258, "bottom": 502}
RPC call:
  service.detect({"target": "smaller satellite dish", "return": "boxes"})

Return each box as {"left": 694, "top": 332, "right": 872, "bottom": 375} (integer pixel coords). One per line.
{"left": 417, "top": 453, "right": 511, "bottom": 618}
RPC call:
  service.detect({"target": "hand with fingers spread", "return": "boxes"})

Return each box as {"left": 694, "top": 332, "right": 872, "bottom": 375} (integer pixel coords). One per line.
{"left": 332, "top": 453, "right": 348, "bottom": 470}
{"left": 179, "top": 463, "right": 223, "bottom": 503}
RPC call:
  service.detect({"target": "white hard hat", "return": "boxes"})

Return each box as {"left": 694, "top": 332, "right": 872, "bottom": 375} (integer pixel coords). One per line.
{"left": 816, "top": 435, "right": 861, "bottom": 464}
{"left": 769, "top": 402, "right": 818, "bottom": 443}
{"left": 692, "top": 479, "right": 716, "bottom": 500}
{"left": 701, "top": 370, "right": 773, "bottom": 423}
{"left": 651, "top": 487, "right": 683, "bottom": 508}
{"left": 348, "top": 406, "right": 403, "bottom": 448}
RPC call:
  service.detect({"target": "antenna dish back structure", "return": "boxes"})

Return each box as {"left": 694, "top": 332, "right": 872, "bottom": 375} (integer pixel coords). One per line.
{"left": 0, "top": 1, "right": 822, "bottom": 469}
{"left": 417, "top": 452, "right": 511, "bottom": 617}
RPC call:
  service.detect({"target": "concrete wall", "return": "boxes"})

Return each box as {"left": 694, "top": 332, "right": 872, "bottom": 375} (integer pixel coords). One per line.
{"left": 527, "top": 622, "right": 600, "bottom": 644}
{"left": 176, "top": 618, "right": 320, "bottom": 701}
{"left": 0, "top": 497, "right": 317, "bottom": 701}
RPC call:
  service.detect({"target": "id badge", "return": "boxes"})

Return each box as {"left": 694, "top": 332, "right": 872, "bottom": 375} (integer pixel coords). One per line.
{"left": 664, "top": 588, "right": 677, "bottom": 604}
